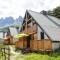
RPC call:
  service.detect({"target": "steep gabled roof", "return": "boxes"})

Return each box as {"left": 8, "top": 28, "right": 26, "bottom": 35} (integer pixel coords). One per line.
{"left": 47, "top": 15, "right": 60, "bottom": 27}
{"left": 9, "top": 27, "right": 18, "bottom": 37}
{"left": 27, "top": 10, "right": 60, "bottom": 41}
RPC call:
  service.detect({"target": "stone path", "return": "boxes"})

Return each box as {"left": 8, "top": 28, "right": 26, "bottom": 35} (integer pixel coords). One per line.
{"left": 10, "top": 54, "right": 19, "bottom": 60}
{"left": 9, "top": 46, "right": 24, "bottom": 60}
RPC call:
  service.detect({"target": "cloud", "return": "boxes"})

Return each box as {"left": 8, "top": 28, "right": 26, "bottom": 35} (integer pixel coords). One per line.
{"left": 0, "top": 11, "right": 3, "bottom": 14}
{"left": 0, "top": 0, "right": 60, "bottom": 19}
{"left": 43, "top": 0, "right": 60, "bottom": 10}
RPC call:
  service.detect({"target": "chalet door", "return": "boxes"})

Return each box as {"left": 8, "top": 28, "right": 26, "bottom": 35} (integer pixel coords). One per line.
{"left": 27, "top": 35, "right": 31, "bottom": 48}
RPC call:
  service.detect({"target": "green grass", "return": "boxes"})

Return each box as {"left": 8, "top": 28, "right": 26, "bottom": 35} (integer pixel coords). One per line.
{"left": 16, "top": 48, "right": 60, "bottom": 60}
{"left": 0, "top": 44, "right": 10, "bottom": 60}
{"left": 24, "top": 53, "right": 60, "bottom": 60}
{"left": 0, "top": 44, "right": 5, "bottom": 60}
{"left": 0, "top": 52, "right": 5, "bottom": 60}
{"left": 0, "top": 44, "right": 4, "bottom": 48}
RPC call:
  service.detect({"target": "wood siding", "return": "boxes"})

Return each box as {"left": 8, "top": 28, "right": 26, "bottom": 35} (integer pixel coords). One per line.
{"left": 15, "top": 37, "right": 27, "bottom": 49}
{"left": 22, "top": 24, "right": 37, "bottom": 34}
{"left": 30, "top": 39, "right": 52, "bottom": 51}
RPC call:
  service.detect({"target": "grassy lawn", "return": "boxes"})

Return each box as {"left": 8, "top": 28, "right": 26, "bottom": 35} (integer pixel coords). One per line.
{"left": 16, "top": 49, "right": 60, "bottom": 60}
{"left": 23, "top": 53, "right": 60, "bottom": 60}
{"left": 0, "top": 50, "right": 60, "bottom": 60}
{"left": 0, "top": 52, "right": 5, "bottom": 60}
{"left": 0, "top": 44, "right": 5, "bottom": 60}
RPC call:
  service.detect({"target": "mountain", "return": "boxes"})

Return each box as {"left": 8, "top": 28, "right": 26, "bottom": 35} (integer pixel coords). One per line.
{"left": 0, "top": 17, "right": 14, "bottom": 27}
{"left": 16, "top": 16, "right": 23, "bottom": 23}
{"left": 0, "top": 16, "right": 23, "bottom": 28}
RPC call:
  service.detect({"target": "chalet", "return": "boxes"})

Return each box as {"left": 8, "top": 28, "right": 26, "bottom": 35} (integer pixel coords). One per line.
{"left": 4, "top": 26, "right": 19, "bottom": 45}
{"left": 15, "top": 10, "right": 60, "bottom": 52}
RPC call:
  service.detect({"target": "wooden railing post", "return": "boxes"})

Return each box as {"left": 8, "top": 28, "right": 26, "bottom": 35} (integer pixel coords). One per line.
{"left": 1, "top": 45, "right": 11, "bottom": 60}
{"left": 8, "top": 45, "right": 10, "bottom": 60}
{"left": 1, "top": 48, "right": 3, "bottom": 56}
{"left": 4, "top": 48, "right": 6, "bottom": 60}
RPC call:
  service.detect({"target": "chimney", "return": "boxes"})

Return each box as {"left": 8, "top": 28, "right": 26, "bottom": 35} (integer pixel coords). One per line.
{"left": 40, "top": 10, "right": 47, "bottom": 15}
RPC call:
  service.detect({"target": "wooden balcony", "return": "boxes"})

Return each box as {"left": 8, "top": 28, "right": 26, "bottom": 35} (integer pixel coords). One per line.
{"left": 15, "top": 38, "right": 52, "bottom": 52}
{"left": 30, "top": 39, "right": 52, "bottom": 52}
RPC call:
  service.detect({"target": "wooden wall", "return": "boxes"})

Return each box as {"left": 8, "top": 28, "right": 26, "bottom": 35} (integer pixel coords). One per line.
{"left": 22, "top": 24, "right": 37, "bottom": 34}
{"left": 15, "top": 37, "right": 27, "bottom": 49}
{"left": 15, "top": 38, "right": 52, "bottom": 52}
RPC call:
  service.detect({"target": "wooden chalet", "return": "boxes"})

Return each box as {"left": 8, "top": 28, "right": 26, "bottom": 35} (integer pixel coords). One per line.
{"left": 3, "top": 28, "right": 14, "bottom": 45}
{"left": 15, "top": 10, "right": 60, "bottom": 52}
{"left": 4, "top": 35, "right": 13, "bottom": 45}
{"left": 4, "top": 26, "right": 19, "bottom": 45}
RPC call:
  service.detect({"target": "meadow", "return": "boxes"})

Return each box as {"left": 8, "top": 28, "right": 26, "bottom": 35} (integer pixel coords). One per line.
{"left": 16, "top": 48, "right": 60, "bottom": 60}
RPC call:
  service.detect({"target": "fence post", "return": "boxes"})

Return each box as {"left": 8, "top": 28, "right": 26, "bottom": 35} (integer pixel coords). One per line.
{"left": 4, "top": 48, "right": 6, "bottom": 60}
{"left": 8, "top": 45, "right": 10, "bottom": 60}
{"left": 1, "top": 48, "right": 3, "bottom": 56}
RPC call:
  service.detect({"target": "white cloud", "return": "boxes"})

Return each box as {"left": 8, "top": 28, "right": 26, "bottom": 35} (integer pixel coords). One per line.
{"left": 0, "top": 0, "right": 60, "bottom": 19}
{"left": 43, "top": 0, "right": 60, "bottom": 10}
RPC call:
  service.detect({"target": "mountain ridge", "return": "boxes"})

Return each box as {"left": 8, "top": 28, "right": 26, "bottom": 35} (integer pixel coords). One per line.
{"left": 0, "top": 16, "right": 23, "bottom": 27}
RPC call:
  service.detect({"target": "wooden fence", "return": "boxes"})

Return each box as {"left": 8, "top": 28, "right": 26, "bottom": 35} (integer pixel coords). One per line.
{"left": 0, "top": 46, "right": 10, "bottom": 60}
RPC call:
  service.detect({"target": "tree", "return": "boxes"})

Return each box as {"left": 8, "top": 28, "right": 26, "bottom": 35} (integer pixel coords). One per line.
{"left": 47, "top": 6, "right": 60, "bottom": 19}
{"left": 47, "top": 10, "right": 53, "bottom": 16}
{"left": 53, "top": 6, "right": 60, "bottom": 19}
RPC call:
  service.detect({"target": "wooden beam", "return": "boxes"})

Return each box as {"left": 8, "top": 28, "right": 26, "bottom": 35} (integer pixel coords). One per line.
{"left": 23, "top": 17, "right": 32, "bottom": 26}
{"left": 31, "top": 18, "right": 34, "bottom": 32}
{"left": 21, "top": 17, "right": 32, "bottom": 32}
{"left": 25, "top": 12, "right": 28, "bottom": 33}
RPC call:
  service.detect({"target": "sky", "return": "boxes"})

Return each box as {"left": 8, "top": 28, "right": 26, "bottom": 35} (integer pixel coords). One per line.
{"left": 0, "top": 0, "right": 60, "bottom": 19}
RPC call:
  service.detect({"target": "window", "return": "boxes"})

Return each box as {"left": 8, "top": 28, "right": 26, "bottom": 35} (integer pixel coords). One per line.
{"left": 41, "top": 32, "right": 44, "bottom": 39}
{"left": 32, "top": 21, "right": 36, "bottom": 25}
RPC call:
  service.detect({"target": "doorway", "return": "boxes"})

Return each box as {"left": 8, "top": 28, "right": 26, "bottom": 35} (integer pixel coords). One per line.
{"left": 26, "top": 35, "right": 31, "bottom": 48}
